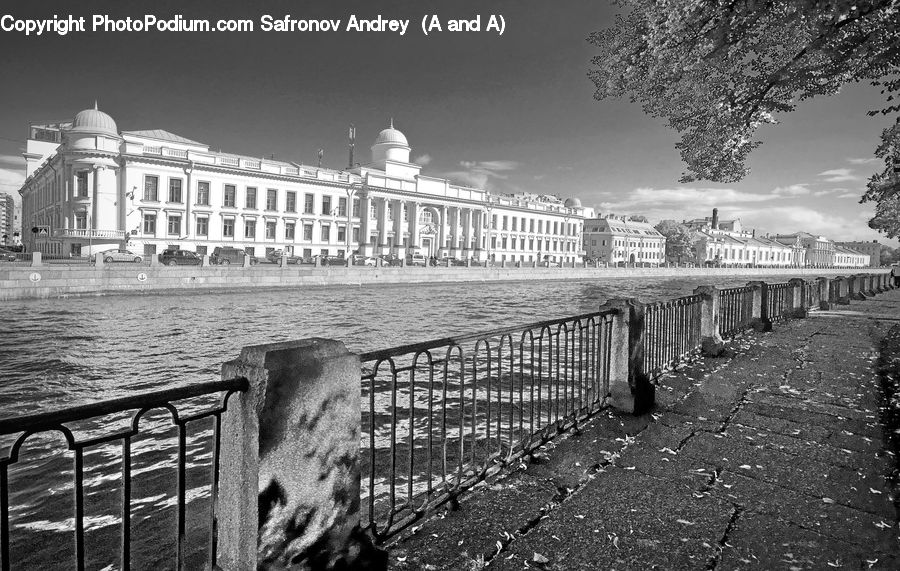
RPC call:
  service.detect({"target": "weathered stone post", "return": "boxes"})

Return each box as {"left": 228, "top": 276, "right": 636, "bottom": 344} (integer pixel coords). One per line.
{"left": 94, "top": 253, "right": 104, "bottom": 268}
{"left": 832, "top": 276, "right": 850, "bottom": 305}
{"left": 693, "top": 286, "right": 725, "bottom": 356}
{"left": 217, "top": 339, "right": 376, "bottom": 570}
{"left": 787, "top": 278, "right": 807, "bottom": 318}
{"left": 201, "top": 254, "right": 211, "bottom": 267}
{"left": 279, "top": 255, "right": 287, "bottom": 268}
{"left": 243, "top": 254, "right": 253, "bottom": 268}
{"left": 746, "top": 281, "right": 772, "bottom": 332}
{"left": 598, "top": 299, "right": 654, "bottom": 414}
{"left": 865, "top": 274, "right": 877, "bottom": 296}
{"left": 873, "top": 273, "right": 885, "bottom": 293}
{"left": 30, "top": 251, "right": 42, "bottom": 267}
{"left": 848, "top": 274, "right": 867, "bottom": 301}
{"left": 465, "top": 259, "right": 471, "bottom": 268}
{"left": 816, "top": 277, "right": 831, "bottom": 310}
{"left": 149, "top": 252, "right": 159, "bottom": 266}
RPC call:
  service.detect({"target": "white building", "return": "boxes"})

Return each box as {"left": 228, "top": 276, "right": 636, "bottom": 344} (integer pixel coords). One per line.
{"left": 582, "top": 214, "right": 666, "bottom": 265}
{"left": 0, "top": 192, "right": 15, "bottom": 245}
{"left": 834, "top": 240, "right": 881, "bottom": 267}
{"left": 19, "top": 106, "right": 587, "bottom": 263}
{"left": 833, "top": 245, "right": 870, "bottom": 268}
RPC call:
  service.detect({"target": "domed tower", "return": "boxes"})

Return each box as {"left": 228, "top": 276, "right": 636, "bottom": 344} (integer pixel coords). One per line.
{"left": 564, "top": 197, "right": 582, "bottom": 209}
{"left": 371, "top": 119, "right": 410, "bottom": 169}
{"left": 65, "top": 102, "right": 122, "bottom": 152}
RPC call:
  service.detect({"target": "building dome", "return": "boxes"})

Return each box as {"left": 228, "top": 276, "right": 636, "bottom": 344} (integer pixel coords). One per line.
{"left": 564, "top": 197, "right": 582, "bottom": 208}
{"left": 373, "top": 121, "right": 408, "bottom": 147}
{"left": 70, "top": 103, "right": 118, "bottom": 137}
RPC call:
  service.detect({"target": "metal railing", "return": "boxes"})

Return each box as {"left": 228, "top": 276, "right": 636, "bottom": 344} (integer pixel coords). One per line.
{"left": 718, "top": 286, "right": 755, "bottom": 338}
{"left": 766, "top": 282, "right": 793, "bottom": 321}
{"left": 0, "top": 379, "right": 247, "bottom": 571}
{"left": 643, "top": 295, "right": 702, "bottom": 378}
{"left": 358, "top": 310, "right": 615, "bottom": 540}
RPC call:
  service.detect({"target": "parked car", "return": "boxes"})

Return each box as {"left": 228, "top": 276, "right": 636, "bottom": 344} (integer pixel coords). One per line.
{"left": 98, "top": 248, "right": 143, "bottom": 263}
{"left": 266, "top": 250, "right": 302, "bottom": 264}
{"left": 0, "top": 248, "right": 18, "bottom": 262}
{"left": 210, "top": 246, "right": 258, "bottom": 265}
{"left": 350, "top": 254, "right": 377, "bottom": 267}
{"left": 314, "top": 255, "right": 347, "bottom": 266}
{"left": 407, "top": 253, "right": 427, "bottom": 266}
{"left": 159, "top": 249, "right": 201, "bottom": 266}
{"left": 378, "top": 254, "right": 403, "bottom": 267}
{"left": 446, "top": 257, "right": 468, "bottom": 266}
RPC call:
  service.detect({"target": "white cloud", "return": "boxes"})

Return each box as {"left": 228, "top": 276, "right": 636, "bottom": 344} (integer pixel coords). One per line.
{"left": 443, "top": 160, "right": 520, "bottom": 190}
{"left": 413, "top": 153, "right": 432, "bottom": 166}
{"left": 0, "top": 167, "right": 24, "bottom": 201}
{"left": 817, "top": 168, "right": 860, "bottom": 182}
{"left": 772, "top": 184, "right": 810, "bottom": 196}
{"left": 837, "top": 192, "right": 860, "bottom": 199}
{"left": 0, "top": 154, "right": 23, "bottom": 167}
{"left": 847, "top": 157, "right": 880, "bottom": 165}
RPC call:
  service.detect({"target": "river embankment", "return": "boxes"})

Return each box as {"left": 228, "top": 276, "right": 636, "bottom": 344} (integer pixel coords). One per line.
{"left": 0, "top": 264, "right": 877, "bottom": 301}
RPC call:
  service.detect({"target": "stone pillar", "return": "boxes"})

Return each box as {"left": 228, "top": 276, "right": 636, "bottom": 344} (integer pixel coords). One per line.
{"left": 30, "top": 251, "right": 42, "bottom": 266}
{"left": 437, "top": 205, "right": 447, "bottom": 257}
{"left": 447, "top": 207, "right": 459, "bottom": 258}
{"left": 693, "top": 286, "right": 725, "bottom": 356}
{"left": 787, "top": 278, "right": 807, "bottom": 318}
{"left": 243, "top": 254, "right": 252, "bottom": 268}
{"left": 279, "top": 254, "right": 287, "bottom": 268}
{"left": 598, "top": 299, "right": 654, "bottom": 414}
{"left": 375, "top": 198, "right": 389, "bottom": 255}
{"left": 816, "top": 277, "right": 831, "bottom": 310}
{"left": 201, "top": 255, "right": 211, "bottom": 267}
{"left": 392, "top": 200, "right": 405, "bottom": 259}
{"left": 359, "top": 196, "right": 372, "bottom": 256}
{"left": 746, "top": 281, "right": 771, "bottom": 332}
{"left": 472, "top": 210, "right": 483, "bottom": 259}
{"left": 462, "top": 209, "right": 473, "bottom": 259}
{"left": 94, "top": 253, "right": 104, "bottom": 268}
{"left": 865, "top": 274, "right": 877, "bottom": 296}
{"left": 217, "top": 339, "right": 377, "bottom": 569}
{"left": 848, "top": 274, "right": 867, "bottom": 301}
{"left": 832, "top": 276, "right": 850, "bottom": 305}
{"left": 407, "top": 202, "right": 419, "bottom": 253}
{"left": 149, "top": 253, "right": 159, "bottom": 267}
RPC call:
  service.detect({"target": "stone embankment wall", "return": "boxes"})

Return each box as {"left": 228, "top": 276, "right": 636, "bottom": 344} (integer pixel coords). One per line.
{"left": 0, "top": 265, "right": 874, "bottom": 301}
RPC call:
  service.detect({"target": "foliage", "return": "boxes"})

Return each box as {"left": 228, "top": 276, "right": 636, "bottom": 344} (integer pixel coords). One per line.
{"left": 655, "top": 219, "right": 699, "bottom": 262}
{"left": 627, "top": 214, "right": 650, "bottom": 222}
{"left": 861, "top": 121, "right": 900, "bottom": 238}
{"left": 588, "top": 0, "right": 900, "bottom": 184}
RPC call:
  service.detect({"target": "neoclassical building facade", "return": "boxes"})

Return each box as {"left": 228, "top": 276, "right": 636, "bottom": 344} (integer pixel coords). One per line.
{"left": 19, "top": 106, "right": 588, "bottom": 263}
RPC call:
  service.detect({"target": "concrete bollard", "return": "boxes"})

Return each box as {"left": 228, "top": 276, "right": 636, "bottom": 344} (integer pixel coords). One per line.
{"left": 787, "top": 278, "right": 807, "bottom": 318}
{"left": 693, "top": 286, "right": 725, "bottom": 356}
{"left": 30, "top": 251, "right": 42, "bottom": 267}
{"left": 150, "top": 253, "right": 159, "bottom": 266}
{"left": 746, "top": 281, "right": 772, "bottom": 332}
{"left": 217, "top": 339, "right": 381, "bottom": 569}
{"left": 243, "top": 254, "right": 252, "bottom": 268}
{"left": 201, "top": 254, "right": 211, "bottom": 267}
{"left": 816, "top": 277, "right": 831, "bottom": 310}
{"left": 279, "top": 255, "right": 287, "bottom": 268}
{"left": 598, "top": 298, "right": 654, "bottom": 414}
{"left": 94, "top": 253, "right": 104, "bottom": 268}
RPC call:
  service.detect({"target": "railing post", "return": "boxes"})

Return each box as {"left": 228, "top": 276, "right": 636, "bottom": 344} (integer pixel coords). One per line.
{"left": 865, "top": 273, "right": 877, "bottom": 296}
{"left": 693, "top": 286, "right": 725, "bottom": 356}
{"left": 279, "top": 255, "right": 287, "bottom": 268}
{"left": 243, "top": 254, "right": 252, "bottom": 268}
{"left": 849, "top": 274, "right": 867, "bottom": 301}
{"left": 30, "top": 251, "right": 42, "bottom": 266}
{"left": 832, "top": 276, "right": 850, "bottom": 305}
{"left": 746, "top": 281, "right": 772, "bottom": 332}
{"left": 787, "top": 278, "right": 807, "bottom": 318}
{"left": 94, "top": 253, "right": 104, "bottom": 268}
{"left": 201, "top": 254, "right": 211, "bottom": 267}
{"left": 816, "top": 277, "right": 831, "bottom": 310}
{"left": 598, "top": 298, "right": 654, "bottom": 414}
{"left": 217, "top": 339, "right": 377, "bottom": 569}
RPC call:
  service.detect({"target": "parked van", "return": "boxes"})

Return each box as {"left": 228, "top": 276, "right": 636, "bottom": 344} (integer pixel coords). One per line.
{"left": 210, "top": 246, "right": 256, "bottom": 265}
{"left": 406, "top": 253, "right": 427, "bottom": 266}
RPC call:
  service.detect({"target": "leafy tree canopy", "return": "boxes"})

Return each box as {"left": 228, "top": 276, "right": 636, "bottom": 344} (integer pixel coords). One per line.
{"left": 589, "top": 1, "right": 900, "bottom": 234}
{"left": 655, "top": 219, "right": 699, "bottom": 262}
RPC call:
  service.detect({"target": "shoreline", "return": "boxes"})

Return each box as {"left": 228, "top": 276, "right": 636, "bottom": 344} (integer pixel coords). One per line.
{"left": 0, "top": 264, "right": 879, "bottom": 302}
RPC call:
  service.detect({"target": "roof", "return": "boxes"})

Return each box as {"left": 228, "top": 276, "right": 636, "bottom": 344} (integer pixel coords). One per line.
{"left": 122, "top": 129, "right": 206, "bottom": 147}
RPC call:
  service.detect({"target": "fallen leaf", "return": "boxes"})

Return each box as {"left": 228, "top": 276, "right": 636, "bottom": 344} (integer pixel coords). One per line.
{"left": 533, "top": 552, "right": 549, "bottom": 564}
{"left": 822, "top": 497, "right": 835, "bottom": 504}
{"left": 676, "top": 519, "right": 695, "bottom": 526}
{"left": 739, "top": 464, "right": 752, "bottom": 470}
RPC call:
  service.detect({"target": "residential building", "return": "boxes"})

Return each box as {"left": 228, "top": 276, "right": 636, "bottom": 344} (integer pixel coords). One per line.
{"left": 833, "top": 245, "right": 870, "bottom": 268}
{"left": 0, "top": 192, "right": 15, "bottom": 244}
{"left": 773, "top": 232, "right": 835, "bottom": 268}
{"left": 834, "top": 240, "right": 881, "bottom": 267}
{"left": 686, "top": 209, "right": 797, "bottom": 267}
{"left": 18, "top": 106, "right": 587, "bottom": 262}
{"left": 582, "top": 214, "right": 666, "bottom": 265}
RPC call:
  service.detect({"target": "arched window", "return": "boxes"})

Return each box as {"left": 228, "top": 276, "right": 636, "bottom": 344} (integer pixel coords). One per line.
{"left": 419, "top": 210, "right": 433, "bottom": 224}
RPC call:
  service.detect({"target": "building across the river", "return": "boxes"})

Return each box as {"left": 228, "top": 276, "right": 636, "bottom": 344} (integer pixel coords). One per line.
{"left": 834, "top": 240, "right": 881, "bottom": 267}
{"left": 18, "top": 106, "right": 588, "bottom": 263}
{"left": 0, "top": 192, "right": 15, "bottom": 245}
{"left": 582, "top": 214, "right": 665, "bottom": 265}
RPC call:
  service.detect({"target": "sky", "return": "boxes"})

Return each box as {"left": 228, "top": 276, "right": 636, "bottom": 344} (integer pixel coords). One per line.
{"left": 0, "top": 0, "right": 895, "bottom": 246}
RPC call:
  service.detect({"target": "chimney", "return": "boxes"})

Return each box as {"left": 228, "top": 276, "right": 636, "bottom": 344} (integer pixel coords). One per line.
{"left": 711, "top": 208, "right": 719, "bottom": 230}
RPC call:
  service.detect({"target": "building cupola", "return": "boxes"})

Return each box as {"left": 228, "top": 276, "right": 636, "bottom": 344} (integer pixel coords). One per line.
{"left": 371, "top": 119, "right": 411, "bottom": 168}
{"left": 70, "top": 101, "right": 119, "bottom": 137}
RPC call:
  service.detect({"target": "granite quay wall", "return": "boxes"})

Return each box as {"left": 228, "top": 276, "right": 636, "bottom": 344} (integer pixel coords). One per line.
{"left": 0, "top": 262, "right": 882, "bottom": 301}
{"left": 0, "top": 274, "right": 893, "bottom": 570}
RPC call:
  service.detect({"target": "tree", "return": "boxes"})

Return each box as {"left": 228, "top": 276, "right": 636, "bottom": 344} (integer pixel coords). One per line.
{"left": 627, "top": 214, "right": 650, "bottom": 222}
{"left": 589, "top": 1, "right": 899, "bottom": 231}
{"left": 655, "top": 219, "right": 699, "bottom": 263}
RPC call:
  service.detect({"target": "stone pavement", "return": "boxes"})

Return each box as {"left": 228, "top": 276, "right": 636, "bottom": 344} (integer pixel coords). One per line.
{"left": 388, "top": 288, "right": 900, "bottom": 570}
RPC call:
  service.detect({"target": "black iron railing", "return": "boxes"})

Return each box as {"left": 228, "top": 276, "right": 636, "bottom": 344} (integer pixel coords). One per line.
{"left": 766, "top": 282, "right": 793, "bottom": 321}
{"left": 358, "top": 310, "right": 616, "bottom": 540}
{"left": 718, "top": 286, "right": 755, "bottom": 338}
{"left": 642, "top": 295, "right": 703, "bottom": 378}
{"left": 0, "top": 378, "right": 247, "bottom": 571}
{"left": 805, "top": 279, "right": 821, "bottom": 310}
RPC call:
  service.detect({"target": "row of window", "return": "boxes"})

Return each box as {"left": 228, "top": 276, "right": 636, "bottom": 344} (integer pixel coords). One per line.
{"left": 708, "top": 248, "right": 791, "bottom": 261}
{"left": 141, "top": 213, "right": 359, "bottom": 242}
{"left": 492, "top": 214, "right": 578, "bottom": 236}
{"left": 489, "top": 236, "right": 575, "bottom": 252}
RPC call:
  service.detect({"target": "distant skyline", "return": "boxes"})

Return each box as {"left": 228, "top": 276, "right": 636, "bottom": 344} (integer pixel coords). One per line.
{"left": 0, "top": 0, "right": 894, "bottom": 246}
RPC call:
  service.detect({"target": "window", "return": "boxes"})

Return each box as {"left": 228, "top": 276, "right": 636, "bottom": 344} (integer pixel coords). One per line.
{"left": 245, "top": 246, "right": 256, "bottom": 256}
{"left": 168, "top": 178, "right": 183, "bottom": 203}
{"left": 421, "top": 211, "right": 433, "bottom": 224}
{"left": 492, "top": 215, "right": 498, "bottom": 230}
{"left": 530, "top": 219, "right": 535, "bottom": 232}
{"left": 75, "top": 171, "right": 89, "bottom": 198}
{"left": 196, "top": 181, "right": 210, "bottom": 205}
{"left": 266, "top": 189, "right": 277, "bottom": 210}
{"left": 285, "top": 222, "right": 295, "bottom": 240}
{"left": 303, "top": 248, "right": 312, "bottom": 259}
{"left": 303, "top": 224, "right": 313, "bottom": 240}
{"left": 266, "top": 221, "right": 276, "bottom": 239}
{"left": 286, "top": 191, "right": 297, "bottom": 213}
{"left": 224, "top": 185, "right": 236, "bottom": 207}
{"left": 196, "top": 245, "right": 207, "bottom": 256}
{"left": 511, "top": 218, "right": 517, "bottom": 232}
{"left": 322, "top": 196, "right": 332, "bottom": 215}
{"left": 223, "top": 218, "right": 235, "bottom": 237}
{"left": 352, "top": 227, "right": 360, "bottom": 243}
{"left": 538, "top": 220, "right": 543, "bottom": 233}
{"left": 245, "top": 187, "right": 257, "bottom": 209}
{"left": 321, "top": 225, "right": 331, "bottom": 242}
{"left": 142, "top": 213, "right": 156, "bottom": 234}
{"left": 338, "top": 197, "right": 348, "bottom": 217}
{"left": 143, "top": 175, "right": 158, "bottom": 201}
{"left": 167, "top": 215, "right": 181, "bottom": 235}
{"left": 337, "top": 226, "right": 346, "bottom": 242}
{"left": 502, "top": 216, "right": 508, "bottom": 230}
{"left": 352, "top": 198, "right": 360, "bottom": 218}
{"left": 196, "top": 217, "right": 208, "bottom": 236}
{"left": 304, "top": 193, "right": 315, "bottom": 214}
{"left": 244, "top": 220, "right": 256, "bottom": 239}
{"left": 388, "top": 203, "right": 395, "bottom": 221}
{"left": 75, "top": 212, "right": 87, "bottom": 230}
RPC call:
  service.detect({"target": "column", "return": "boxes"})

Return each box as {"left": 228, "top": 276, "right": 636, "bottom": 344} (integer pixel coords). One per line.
{"left": 437, "top": 205, "right": 447, "bottom": 257}
{"left": 358, "top": 195, "right": 372, "bottom": 256}
{"left": 407, "top": 202, "right": 419, "bottom": 252}
{"left": 693, "top": 286, "right": 725, "bottom": 356}
{"left": 473, "top": 210, "right": 484, "bottom": 260}
{"left": 462, "top": 209, "right": 473, "bottom": 259}
{"left": 447, "top": 207, "right": 459, "bottom": 258}
{"left": 392, "top": 199, "right": 405, "bottom": 258}
{"left": 375, "top": 197, "right": 389, "bottom": 255}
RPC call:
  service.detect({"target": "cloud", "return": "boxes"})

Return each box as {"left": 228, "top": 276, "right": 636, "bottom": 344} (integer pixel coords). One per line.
{"left": 847, "top": 157, "right": 880, "bottom": 165}
{"left": 0, "top": 154, "right": 23, "bottom": 167}
{"left": 443, "top": 160, "right": 520, "bottom": 190}
{"left": 413, "top": 153, "right": 432, "bottom": 166}
{"left": 0, "top": 167, "right": 24, "bottom": 200}
{"left": 837, "top": 192, "right": 860, "bottom": 199}
{"left": 772, "top": 184, "right": 810, "bottom": 196}
{"left": 817, "top": 168, "right": 861, "bottom": 182}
